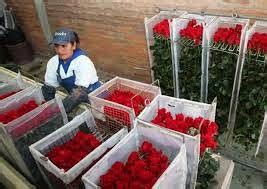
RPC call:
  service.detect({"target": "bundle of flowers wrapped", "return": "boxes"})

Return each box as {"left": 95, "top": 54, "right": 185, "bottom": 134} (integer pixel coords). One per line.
{"left": 82, "top": 122, "right": 187, "bottom": 189}
{"left": 89, "top": 77, "right": 161, "bottom": 129}
{"left": 30, "top": 109, "right": 128, "bottom": 189}
{"left": 206, "top": 18, "right": 249, "bottom": 137}
{"left": 151, "top": 19, "right": 173, "bottom": 96}
{"left": 172, "top": 15, "right": 215, "bottom": 102}
{"left": 231, "top": 21, "right": 267, "bottom": 152}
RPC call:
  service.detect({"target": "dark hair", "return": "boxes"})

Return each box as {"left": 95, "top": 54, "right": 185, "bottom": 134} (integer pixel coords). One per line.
{"left": 71, "top": 31, "right": 80, "bottom": 45}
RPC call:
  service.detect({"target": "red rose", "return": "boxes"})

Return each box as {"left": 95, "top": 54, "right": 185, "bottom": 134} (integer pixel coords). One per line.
{"left": 201, "top": 134, "right": 217, "bottom": 150}
{"left": 129, "top": 181, "right": 142, "bottom": 189}
{"left": 193, "top": 116, "right": 204, "bottom": 129}
{"left": 140, "top": 141, "right": 153, "bottom": 154}
{"left": 100, "top": 172, "right": 116, "bottom": 187}
{"left": 175, "top": 113, "right": 184, "bottom": 121}
{"left": 110, "top": 161, "right": 125, "bottom": 176}
{"left": 127, "top": 151, "right": 140, "bottom": 164}
{"left": 116, "top": 180, "right": 128, "bottom": 189}
{"left": 138, "top": 170, "right": 154, "bottom": 182}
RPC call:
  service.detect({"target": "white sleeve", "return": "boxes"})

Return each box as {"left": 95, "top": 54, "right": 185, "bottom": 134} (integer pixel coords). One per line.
{"left": 74, "top": 55, "right": 99, "bottom": 88}
{"left": 44, "top": 56, "right": 60, "bottom": 87}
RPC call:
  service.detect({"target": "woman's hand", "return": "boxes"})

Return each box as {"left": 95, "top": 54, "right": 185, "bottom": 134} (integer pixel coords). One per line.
{"left": 62, "top": 86, "right": 89, "bottom": 113}
{"left": 41, "top": 84, "right": 56, "bottom": 101}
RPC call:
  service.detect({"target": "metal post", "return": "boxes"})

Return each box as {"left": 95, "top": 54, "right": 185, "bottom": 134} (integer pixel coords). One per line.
{"left": 33, "top": 0, "right": 52, "bottom": 47}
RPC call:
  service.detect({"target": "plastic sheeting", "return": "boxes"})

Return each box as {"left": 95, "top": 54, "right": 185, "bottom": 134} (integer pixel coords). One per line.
{"left": 172, "top": 13, "right": 216, "bottom": 102}
{"left": 205, "top": 17, "right": 249, "bottom": 136}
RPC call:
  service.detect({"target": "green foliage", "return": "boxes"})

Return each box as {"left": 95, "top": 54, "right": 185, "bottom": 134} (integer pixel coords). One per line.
{"left": 196, "top": 152, "right": 220, "bottom": 189}
{"left": 151, "top": 35, "right": 174, "bottom": 96}
{"left": 208, "top": 50, "right": 238, "bottom": 134}
{"left": 179, "top": 39, "right": 202, "bottom": 101}
{"left": 233, "top": 54, "right": 267, "bottom": 150}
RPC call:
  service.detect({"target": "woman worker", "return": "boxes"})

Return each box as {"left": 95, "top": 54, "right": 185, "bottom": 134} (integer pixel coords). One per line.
{"left": 41, "top": 28, "right": 101, "bottom": 113}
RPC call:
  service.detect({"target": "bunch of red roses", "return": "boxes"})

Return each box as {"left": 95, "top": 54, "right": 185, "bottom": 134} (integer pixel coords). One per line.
{"left": 247, "top": 32, "right": 267, "bottom": 54}
{"left": 105, "top": 90, "right": 145, "bottom": 116}
{"left": 100, "top": 141, "right": 169, "bottom": 189}
{"left": 104, "top": 90, "right": 145, "bottom": 126}
{"left": 153, "top": 19, "right": 171, "bottom": 38}
{"left": 213, "top": 24, "right": 242, "bottom": 46}
{"left": 46, "top": 131, "right": 101, "bottom": 172}
{"left": 0, "top": 90, "right": 21, "bottom": 100}
{"left": 0, "top": 100, "right": 39, "bottom": 124}
{"left": 151, "top": 108, "right": 218, "bottom": 155}
{"left": 10, "top": 106, "right": 60, "bottom": 139}
{"left": 180, "top": 19, "right": 203, "bottom": 45}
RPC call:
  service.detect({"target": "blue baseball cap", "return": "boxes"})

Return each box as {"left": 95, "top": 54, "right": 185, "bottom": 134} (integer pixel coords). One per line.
{"left": 50, "top": 28, "right": 75, "bottom": 45}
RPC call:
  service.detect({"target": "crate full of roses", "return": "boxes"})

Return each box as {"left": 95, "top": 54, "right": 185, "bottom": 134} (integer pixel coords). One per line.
{"left": 145, "top": 10, "right": 186, "bottom": 96}
{"left": 205, "top": 17, "right": 249, "bottom": 139}
{"left": 82, "top": 121, "right": 187, "bottom": 189}
{"left": 30, "top": 108, "right": 128, "bottom": 189}
{"left": 172, "top": 14, "right": 216, "bottom": 102}
{"left": 0, "top": 72, "right": 30, "bottom": 103}
{"left": 0, "top": 85, "right": 68, "bottom": 185}
{"left": 225, "top": 21, "right": 267, "bottom": 169}
{"left": 89, "top": 76, "right": 161, "bottom": 128}
{"left": 137, "top": 95, "right": 218, "bottom": 189}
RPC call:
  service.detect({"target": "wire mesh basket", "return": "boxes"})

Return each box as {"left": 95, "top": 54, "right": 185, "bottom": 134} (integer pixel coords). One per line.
{"left": 82, "top": 121, "right": 187, "bottom": 189}
{"left": 0, "top": 86, "right": 68, "bottom": 185}
{"left": 89, "top": 76, "right": 161, "bottom": 128}
{"left": 29, "top": 107, "right": 128, "bottom": 189}
{"left": 137, "top": 95, "right": 217, "bottom": 189}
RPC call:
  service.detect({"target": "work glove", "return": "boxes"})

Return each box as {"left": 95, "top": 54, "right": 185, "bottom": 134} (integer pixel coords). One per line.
{"left": 41, "top": 84, "right": 56, "bottom": 101}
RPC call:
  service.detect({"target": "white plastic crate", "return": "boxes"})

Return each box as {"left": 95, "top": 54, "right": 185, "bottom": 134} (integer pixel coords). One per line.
{"left": 144, "top": 10, "right": 187, "bottom": 81}
{"left": 89, "top": 76, "right": 161, "bottom": 128}
{"left": 137, "top": 95, "right": 217, "bottom": 189}
{"left": 82, "top": 121, "right": 187, "bottom": 189}
{"left": 30, "top": 109, "right": 128, "bottom": 189}
{"left": 172, "top": 14, "right": 217, "bottom": 101}
{"left": 0, "top": 86, "right": 68, "bottom": 184}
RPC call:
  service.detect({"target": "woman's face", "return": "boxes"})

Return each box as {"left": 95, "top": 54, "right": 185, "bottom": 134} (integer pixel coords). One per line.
{"left": 54, "top": 42, "right": 76, "bottom": 60}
